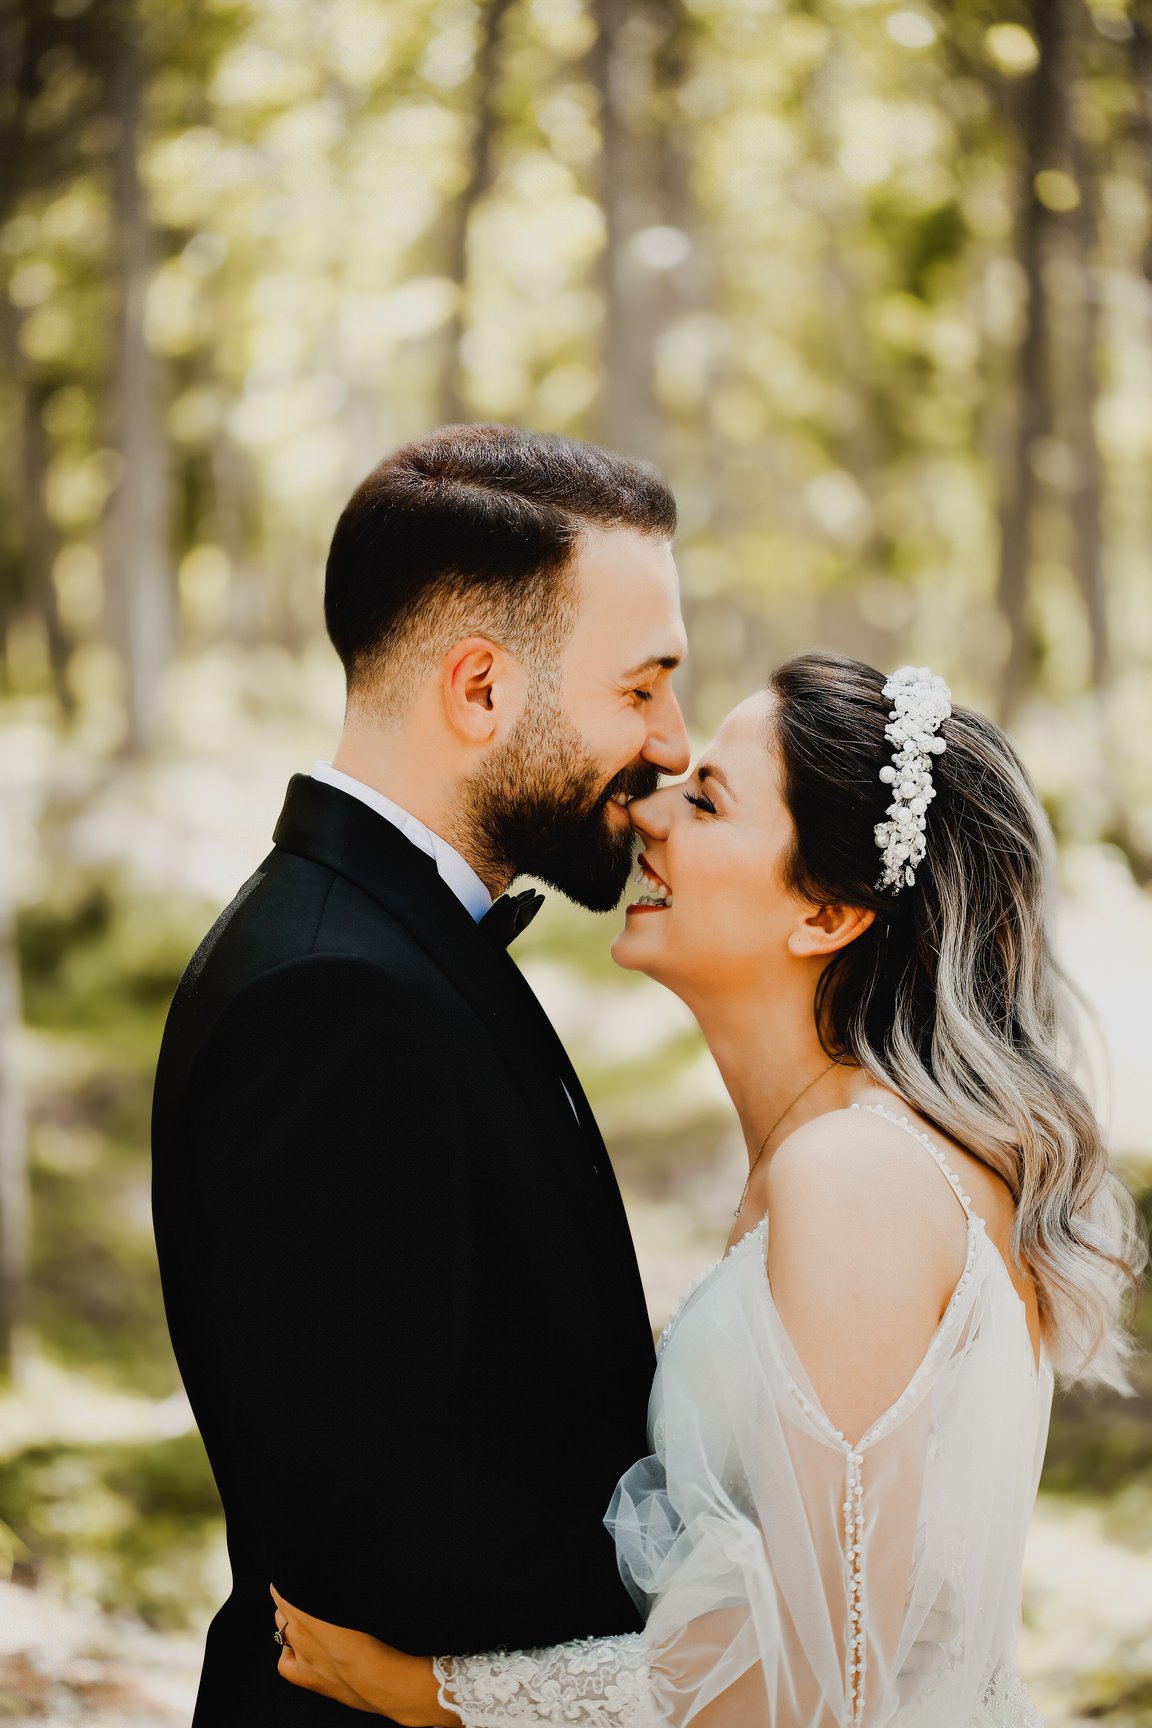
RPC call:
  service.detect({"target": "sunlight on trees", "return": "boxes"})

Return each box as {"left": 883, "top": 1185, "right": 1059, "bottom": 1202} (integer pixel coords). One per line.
{"left": 1, "top": 0, "right": 1149, "bottom": 825}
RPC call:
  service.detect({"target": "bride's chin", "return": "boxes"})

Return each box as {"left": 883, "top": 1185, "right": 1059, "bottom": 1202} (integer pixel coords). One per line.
{"left": 610, "top": 920, "right": 665, "bottom": 974}
{"left": 609, "top": 931, "right": 639, "bottom": 971}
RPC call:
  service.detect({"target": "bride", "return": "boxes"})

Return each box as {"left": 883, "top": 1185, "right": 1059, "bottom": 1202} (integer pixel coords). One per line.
{"left": 267, "top": 653, "right": 1144, "bottom": 1727}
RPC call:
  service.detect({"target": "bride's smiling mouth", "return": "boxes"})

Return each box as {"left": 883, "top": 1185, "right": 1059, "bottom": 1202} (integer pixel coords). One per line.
{"left": 627, "top": 853, "right": 672, "bottom": 914}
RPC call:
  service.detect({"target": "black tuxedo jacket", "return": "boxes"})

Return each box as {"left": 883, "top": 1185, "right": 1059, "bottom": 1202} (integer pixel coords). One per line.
{"left": 151, "top": 776, "right": 657, "bottom": 1726}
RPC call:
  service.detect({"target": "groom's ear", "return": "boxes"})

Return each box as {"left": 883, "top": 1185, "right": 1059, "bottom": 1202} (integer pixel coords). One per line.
{"left": 440, "top": 636, "right": 528, "bottom": 742}
{"left": 787, "top": 901, "right": 875, "bottom": 960}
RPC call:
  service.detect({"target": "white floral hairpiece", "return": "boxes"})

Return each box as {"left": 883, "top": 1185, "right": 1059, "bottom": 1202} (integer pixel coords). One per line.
{"left": 873, "top": 665, "right": 952, "bottom": 893}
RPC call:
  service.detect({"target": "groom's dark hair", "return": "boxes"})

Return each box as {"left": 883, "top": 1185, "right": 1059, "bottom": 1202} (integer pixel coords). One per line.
{"left": 324, "top": 424, "right": 677, "bottom": 714}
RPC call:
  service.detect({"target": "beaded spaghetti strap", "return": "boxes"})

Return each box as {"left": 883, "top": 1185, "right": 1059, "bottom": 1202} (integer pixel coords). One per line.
{"left": 850, "top": 1100, "right": 981, "bottom": 1225}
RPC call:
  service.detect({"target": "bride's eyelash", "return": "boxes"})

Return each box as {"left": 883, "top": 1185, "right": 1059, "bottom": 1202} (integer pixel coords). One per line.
{"left": 683, "top": 790, "right": 716, "bottom": 814}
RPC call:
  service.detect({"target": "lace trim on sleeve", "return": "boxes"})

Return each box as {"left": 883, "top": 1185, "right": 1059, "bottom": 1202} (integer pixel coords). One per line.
{"left": 433, "top": 1633, "right": 661, "bottom": 1727}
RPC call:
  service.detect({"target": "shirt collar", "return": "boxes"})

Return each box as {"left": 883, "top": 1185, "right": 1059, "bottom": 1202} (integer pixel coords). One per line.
{"left": 308, "top": 762, "right": 493, "bottom": 924}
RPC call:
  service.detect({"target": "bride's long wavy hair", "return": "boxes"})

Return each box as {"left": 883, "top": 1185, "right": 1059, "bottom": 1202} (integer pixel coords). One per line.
{"left": 768, "top": 652, "right": 1146, "bottom": 1390}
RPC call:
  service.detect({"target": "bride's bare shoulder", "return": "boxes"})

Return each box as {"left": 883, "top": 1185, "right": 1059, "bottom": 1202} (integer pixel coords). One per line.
{"left": 768, "top": 1101, "right": 940, "bottom": 1192}
{"left": 762, "top": 1105, "right": 973, "bottom": 1436}
{"left": 764, "top": 1102, "right": 972, "bottom": 1268}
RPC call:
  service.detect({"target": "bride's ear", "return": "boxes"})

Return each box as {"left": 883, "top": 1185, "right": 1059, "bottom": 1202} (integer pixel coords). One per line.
{"left": 787, "top": 901, "right": 875, "bottom": 960}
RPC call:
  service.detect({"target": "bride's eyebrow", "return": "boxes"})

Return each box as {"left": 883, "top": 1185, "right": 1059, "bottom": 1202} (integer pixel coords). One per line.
{"left": 698, "top": 764, "right": 735, "bottom": 799}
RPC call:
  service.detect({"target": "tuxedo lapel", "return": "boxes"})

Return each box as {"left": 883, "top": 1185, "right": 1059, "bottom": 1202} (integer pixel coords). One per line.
{"left": 271, "top": 776, "right": 597, "bottom": 1168}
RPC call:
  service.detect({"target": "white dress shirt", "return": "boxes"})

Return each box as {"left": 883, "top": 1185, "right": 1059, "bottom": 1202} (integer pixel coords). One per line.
{"left": 309, "top": 762, "right": 492, "bottom": 923}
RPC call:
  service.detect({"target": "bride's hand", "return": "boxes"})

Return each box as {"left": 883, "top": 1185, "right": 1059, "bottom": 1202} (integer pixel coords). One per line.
{"left": 269, "top": 1585, "right": 455, "bottom": 1724}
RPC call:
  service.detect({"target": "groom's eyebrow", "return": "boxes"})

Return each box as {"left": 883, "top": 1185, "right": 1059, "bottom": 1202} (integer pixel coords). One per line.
{"left": 621, "top": 654, "right": 681, "bottom": 679}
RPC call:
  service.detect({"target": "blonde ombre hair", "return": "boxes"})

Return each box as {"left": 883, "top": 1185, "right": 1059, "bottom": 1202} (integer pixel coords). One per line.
{"left": 769, "top": 652, "right": 1147, "bottom": 1391}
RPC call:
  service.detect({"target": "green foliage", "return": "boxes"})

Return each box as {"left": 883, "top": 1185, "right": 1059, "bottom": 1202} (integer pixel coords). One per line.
{"left": 16, "top": 870, "right": 211, "bottom": 1392}
{"left": 1042, "top": 1179, "right": 1152, "bottom": 1505}
{"left": 0, "top": 1432, "right": 222, "bottom": 1628}
{"left": 1, "top": 0, "right": 1150, "bottom": 828}
{"left": 19, "top": 869, "right": 200, "bottom": 1040}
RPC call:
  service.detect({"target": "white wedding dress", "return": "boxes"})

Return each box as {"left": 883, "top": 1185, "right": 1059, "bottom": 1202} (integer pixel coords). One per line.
{"left": 435, "top": 1104, "right": 1054, "bottom": 1727}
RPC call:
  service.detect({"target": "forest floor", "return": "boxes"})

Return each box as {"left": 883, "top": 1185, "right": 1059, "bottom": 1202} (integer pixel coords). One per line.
{"left": 0, "top": 1574, "right": 198, "bottom": 1724}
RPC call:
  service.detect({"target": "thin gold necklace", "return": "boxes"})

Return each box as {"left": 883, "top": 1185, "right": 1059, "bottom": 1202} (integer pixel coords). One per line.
{"left": 733, "top": 1056, "right": 840, "bottom": 1220}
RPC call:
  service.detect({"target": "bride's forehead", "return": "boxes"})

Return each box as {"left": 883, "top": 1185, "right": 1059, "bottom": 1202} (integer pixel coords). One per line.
{"left": 707, "top": 691, "right": 776, "bottom": 757}
{"left": 691, "top": 694, "right": 784, "bottom": 807}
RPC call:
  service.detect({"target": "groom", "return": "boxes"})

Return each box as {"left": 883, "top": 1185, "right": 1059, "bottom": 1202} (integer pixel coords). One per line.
{"left": 152, "top": 425, "right": 690, "bottom": 1724}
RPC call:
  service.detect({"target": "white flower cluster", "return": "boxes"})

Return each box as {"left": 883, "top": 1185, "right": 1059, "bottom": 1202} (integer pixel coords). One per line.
{"left": 873, "top": 665, "right": 952, "bottom": 893}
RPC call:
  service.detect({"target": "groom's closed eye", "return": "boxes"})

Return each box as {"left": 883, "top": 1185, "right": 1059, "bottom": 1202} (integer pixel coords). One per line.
{"left": 620, "top": 654, "right": 682, "bottom": 704}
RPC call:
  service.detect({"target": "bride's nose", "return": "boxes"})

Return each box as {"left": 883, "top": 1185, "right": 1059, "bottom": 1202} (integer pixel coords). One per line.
{"left": 628, "top": 784, "right": 677, "bottom": 840}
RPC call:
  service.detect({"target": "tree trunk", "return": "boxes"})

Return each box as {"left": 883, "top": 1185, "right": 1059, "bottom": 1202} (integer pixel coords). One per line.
{"left": 1125, "top": 3, "right": 1152, "bottom": 539}
{"left": 590, "top": 0, "right": 665, "bottom": 460}
{"left": 21, "top": 376, "right": 74, "bottom": 711}
{"left": 0, "top": 793, "right": 29, "bottom": 1386}
{"left": 1063, "top": 66, "right": 1108, "bottom": 694}
{"left": 996, "top": 0, "right": 1064, "bottom": 721}
{"left": 647, "top": 0, "right": 733, "bottom": 720}
{"left": 1132, "top": 0, "right": 1152, "bottom": 259}
{"left": 209, "top": 434, "right": 267, "bottom": 645}
{"left": 102, "top": 1, "right": 173, "bottom": 756}
{"left": 435, "top": 0, "right": 516, "bottom": 425}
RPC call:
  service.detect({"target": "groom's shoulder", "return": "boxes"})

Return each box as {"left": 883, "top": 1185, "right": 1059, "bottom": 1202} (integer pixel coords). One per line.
{"left": 168, "top": 845, "right": 430, "bottom": 1045}
{"left": 187, "top": 843, "right": 409, "bottom": 976}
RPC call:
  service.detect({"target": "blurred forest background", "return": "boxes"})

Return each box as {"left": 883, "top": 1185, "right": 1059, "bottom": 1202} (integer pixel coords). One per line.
{"left": 1, "top": 0, "right": 1151, "bottom": 1720}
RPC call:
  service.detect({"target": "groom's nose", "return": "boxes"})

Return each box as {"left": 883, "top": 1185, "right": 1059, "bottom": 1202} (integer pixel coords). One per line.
{"left": 641, "top": 682, "right": 691, "bottom": 777}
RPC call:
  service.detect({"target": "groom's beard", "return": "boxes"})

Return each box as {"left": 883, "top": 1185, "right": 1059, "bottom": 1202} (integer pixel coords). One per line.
{"left": 459, "top": 699, "right": 659, "bottom": 913}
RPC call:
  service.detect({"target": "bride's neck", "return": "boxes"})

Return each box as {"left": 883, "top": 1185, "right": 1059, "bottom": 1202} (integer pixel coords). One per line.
{"left": 690, "top": 981, "right": 860, "bottom": 1165}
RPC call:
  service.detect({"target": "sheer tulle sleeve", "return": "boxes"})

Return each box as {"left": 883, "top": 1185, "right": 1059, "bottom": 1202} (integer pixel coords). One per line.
{"left": 436, "top": 1200, "right": 1051, "bottom": 1728}
{"left": 607, "top": 1209, "right": 1051, "bottom": 1728}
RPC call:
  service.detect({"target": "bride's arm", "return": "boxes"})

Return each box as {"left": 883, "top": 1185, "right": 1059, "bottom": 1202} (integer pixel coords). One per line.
{"left": 270, "top": 1585, "right": 454, "bottom": 1723}
{"left": 271, "top": 1585, "right": 657, "bottom": 1725}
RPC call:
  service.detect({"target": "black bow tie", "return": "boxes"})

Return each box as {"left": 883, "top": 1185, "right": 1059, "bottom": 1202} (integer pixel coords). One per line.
{"left": 481, "top": 889, "right": 544, "bottom": 947}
